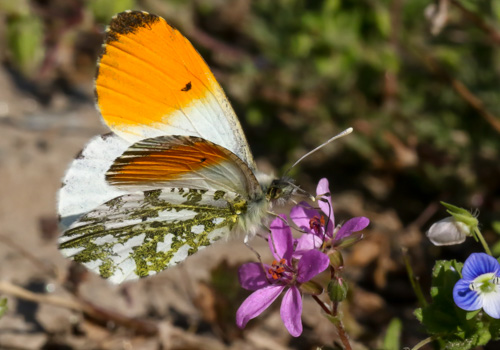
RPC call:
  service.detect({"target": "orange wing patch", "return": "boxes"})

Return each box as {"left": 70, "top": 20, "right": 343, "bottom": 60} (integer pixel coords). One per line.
{"left": 107, "top": 137, "right": 229, "bottom": 183}
{"left": 106, "top": 135, "right": 262, "bottom": 198}
{"left": 96, "top": 11, "right": 218, "bottom": 137}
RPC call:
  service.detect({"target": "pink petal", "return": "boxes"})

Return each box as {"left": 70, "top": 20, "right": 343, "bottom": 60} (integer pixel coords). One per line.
{"left": 335, "top": 217, "right": 369, "bottom": 242}
{"left": 297, "top": 249, "right": 330, "bottom": 283}
{"left": 317, "top": 178, "right": 334, "bottom": 221}
{"left": 293, "top": 234, "right": 323, "bottom": 258}
{"left": 236, "top": 285, "right": 285, "bottom": 329}
{"left": 280, "top": 286, "right": 303, "bottom": 337}
{"left": 239, "top": 262, "right": 271, "bottom": 291}
{"left": 269, "top": 215, "right": 293, "bottom": 262}
{"left": 316, "top": 178, "right": 330, "bottom": 197}
{"left": 290, "top": 202, "right": 317, "bottom": 233}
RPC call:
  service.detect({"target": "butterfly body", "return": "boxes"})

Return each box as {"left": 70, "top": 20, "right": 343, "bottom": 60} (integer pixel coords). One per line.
{"left": 58, "top": 11, "right": 296, "bottom": 283}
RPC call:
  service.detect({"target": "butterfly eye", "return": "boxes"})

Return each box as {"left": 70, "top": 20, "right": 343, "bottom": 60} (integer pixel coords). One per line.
{"left": 266, "top": 185, "right": 280, "bottom": 200}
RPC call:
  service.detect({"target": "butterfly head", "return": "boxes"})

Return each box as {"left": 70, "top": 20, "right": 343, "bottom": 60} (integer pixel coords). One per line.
{"left": 266, "top": 177, "right": 296, "bottom": 205}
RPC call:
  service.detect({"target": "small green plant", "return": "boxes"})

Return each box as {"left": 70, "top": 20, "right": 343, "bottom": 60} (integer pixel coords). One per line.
{"left": 410, "top": 202, "right": 500, "bottom": 350}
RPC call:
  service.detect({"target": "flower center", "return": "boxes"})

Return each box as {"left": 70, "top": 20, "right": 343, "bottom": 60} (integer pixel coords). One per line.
{"left": 309, "top": 215, "right": 326, "bottom": 235}
{"left": 469, "top": 273, "right": 500, "bottom": 293}
{"left": 268, "top": 259, "right": 287, "bottom": 280}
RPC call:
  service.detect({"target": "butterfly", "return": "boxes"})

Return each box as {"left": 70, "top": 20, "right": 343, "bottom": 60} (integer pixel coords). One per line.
{"left": 57, "top": 11, "right": 298, "bottom": 284}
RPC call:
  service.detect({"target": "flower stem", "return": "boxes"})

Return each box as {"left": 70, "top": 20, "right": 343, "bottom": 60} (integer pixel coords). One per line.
{"left": 312, "top": 294, "right": 331, "bottom": 314}
{"left": 335, "top": 318, "right": 353, "bottom": 350}
{"left": 402, "top": 248, "right": 428, "bottom": 307}
{"left": 312, "top": 295, "right": 352, "bottom": 350}
{"left": 473, "top": 227, "right": 492, "bottom": 256}
{"left": 409, "top": 335, "right": 438, "bottom": 350}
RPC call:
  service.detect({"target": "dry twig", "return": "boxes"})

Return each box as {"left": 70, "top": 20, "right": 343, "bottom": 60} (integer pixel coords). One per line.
{"left": 0, "top": 280, "right": 159, "bottom": 336}
{"left": 451, "top": 0, "right": 500, "bottom": 45}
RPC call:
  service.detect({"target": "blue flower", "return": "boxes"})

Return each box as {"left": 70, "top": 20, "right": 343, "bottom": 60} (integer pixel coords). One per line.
{"left": 453, "top": 253, "right": 500, "bottom": 318}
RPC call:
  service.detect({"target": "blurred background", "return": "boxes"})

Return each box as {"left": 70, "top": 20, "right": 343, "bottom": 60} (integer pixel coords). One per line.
{"left": 0, "top": 0, "right": 499, "bottom": 349}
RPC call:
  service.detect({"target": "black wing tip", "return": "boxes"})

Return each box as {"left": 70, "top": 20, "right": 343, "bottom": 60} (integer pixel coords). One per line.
{"left": 105, "top": 10, "right": 160, "bottom": 44}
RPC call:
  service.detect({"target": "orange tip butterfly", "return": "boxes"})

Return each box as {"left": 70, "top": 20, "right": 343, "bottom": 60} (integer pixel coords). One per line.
{"left": 58, "top": 11, "right": 351, "bottom": 284}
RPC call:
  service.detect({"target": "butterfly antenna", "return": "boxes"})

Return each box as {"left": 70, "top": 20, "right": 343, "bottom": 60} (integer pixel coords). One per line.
{"left": 286, "top": 181, "right": 314, "bottom": 201}
{"left": 283, "top": 127, "right": 353, "bottom": 177}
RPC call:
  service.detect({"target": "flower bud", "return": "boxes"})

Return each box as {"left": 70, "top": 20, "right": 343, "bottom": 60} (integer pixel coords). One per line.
{"left": 327, "top": 278, "right": 348, "bottom": 302}
{"left": 426, "top": 216, "right": 470, "bottom": 246}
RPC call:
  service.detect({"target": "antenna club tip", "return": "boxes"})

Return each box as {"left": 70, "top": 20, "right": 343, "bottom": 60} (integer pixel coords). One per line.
{"left": 346, "top": 127, "right": 354, "bottom": 134}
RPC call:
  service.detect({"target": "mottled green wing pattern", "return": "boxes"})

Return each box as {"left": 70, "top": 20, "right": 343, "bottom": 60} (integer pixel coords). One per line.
{"left": 59, "top": 188, "right": 247, "bottom": 284}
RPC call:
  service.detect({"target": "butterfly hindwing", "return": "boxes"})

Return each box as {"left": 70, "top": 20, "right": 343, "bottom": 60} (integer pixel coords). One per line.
{"left": 96, "top": 11, "right": 256, "bottom": 170}
{"left": 59, "top": 188, "right": 247, "bottom": 284}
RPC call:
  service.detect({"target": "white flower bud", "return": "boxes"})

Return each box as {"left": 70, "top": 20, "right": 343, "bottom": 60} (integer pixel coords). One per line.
{"left": 426, "top": 217, "right": 470, "bottom": 246}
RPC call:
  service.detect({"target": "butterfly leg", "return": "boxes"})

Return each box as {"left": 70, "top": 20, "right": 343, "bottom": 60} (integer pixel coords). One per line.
{"left": 266, "top": 211, "right": 290, "bottom": 226}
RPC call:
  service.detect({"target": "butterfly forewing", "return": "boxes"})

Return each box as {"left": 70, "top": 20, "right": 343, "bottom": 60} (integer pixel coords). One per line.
{"left": 105, "top": 135, "right": 263, "bottom": 198}
{"left": 59, "top": 188, "right": 247, "bottom": 284}
{"left": 58, "top": 133, "right": 131, "bottom": 229}
{"left": 96, "top": 11, "right": 256, "bottom": 170}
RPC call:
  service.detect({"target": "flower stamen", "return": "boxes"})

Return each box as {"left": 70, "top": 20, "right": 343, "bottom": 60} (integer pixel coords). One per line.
{"left": 269, "top": 259, "right": 288, "bottom": 280}
{"left": 309, "top": 215, "right": 324, "bottom": 235}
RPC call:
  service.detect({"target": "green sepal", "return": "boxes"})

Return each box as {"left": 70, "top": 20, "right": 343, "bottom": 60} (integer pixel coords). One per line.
{"left": 334, "top": 233, "right": 363, "bottom": 249}
{"left": 440, "top": 202, "right": 471, "bottom": 217}
{"left": 440, "top": 202, "right": 478, "bottom": 230}
{"left": 299, "top": 280, "right": 324, "bottom": 296}
{"left": 328, "top": 250, "right": 343, "bottom": 269}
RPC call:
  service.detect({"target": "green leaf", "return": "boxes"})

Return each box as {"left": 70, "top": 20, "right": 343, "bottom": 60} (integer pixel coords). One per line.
{"left": 0, "top": 298, "right": 7, "bottom": 318}
{"left": 489, "top": 318, "right": 500, "bottom": 340}
{"left": 492, "top": 240, "right": 500, "bottom": 257}
{"left": 6, "top": 13, "right": 44, "bottom": 75}
{"left": 381, "top": 318, "right": 402, "bottom": 350}
{"left": 492, "top": 221, "right": 500, "bottom": 235}
{"left": 466, "top": 309, "right": 481, "bottom": 320}
{"left": 0, "top": 0, "right": 30, "bottom": 15}
{"left": 89, "top": 0, "right": 136, "bottom": 23}
{"left": 414, "top": 307, "right": 423, "bottom": 322}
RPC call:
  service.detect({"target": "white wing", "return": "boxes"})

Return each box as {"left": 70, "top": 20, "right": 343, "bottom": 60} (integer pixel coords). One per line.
{"left": 58, "top": 133, "right": 132, "bottom": 229}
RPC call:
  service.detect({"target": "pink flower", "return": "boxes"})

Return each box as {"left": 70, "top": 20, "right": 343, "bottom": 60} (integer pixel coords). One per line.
{"left": 290, "top": 178, "right": 369, "bottom": 247}
{"left": 236, "top": 215, "right": 330, "bottom": 337}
